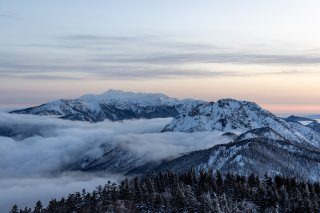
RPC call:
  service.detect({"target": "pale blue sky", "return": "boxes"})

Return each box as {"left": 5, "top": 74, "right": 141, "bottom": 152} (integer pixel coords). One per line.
{"left": 1, "top": 0, "right": 320, "bottom": 114}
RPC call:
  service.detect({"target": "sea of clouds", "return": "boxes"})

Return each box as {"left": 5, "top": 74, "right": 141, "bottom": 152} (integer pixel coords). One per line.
{"left": 0, "top": 113, "right": 231, "bottom": 211}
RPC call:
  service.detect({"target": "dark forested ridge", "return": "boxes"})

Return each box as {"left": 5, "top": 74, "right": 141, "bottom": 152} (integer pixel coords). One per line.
{"left": 10, "top": 170, "right": 320, "bottom": 213}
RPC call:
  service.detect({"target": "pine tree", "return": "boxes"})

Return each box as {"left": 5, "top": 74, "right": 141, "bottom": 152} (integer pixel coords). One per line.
{"left": 120, "top": 178, "right": 130, "bottom": 200}
{"left": 212, "top": 192, "right": 222, "bottom": 212}
{"left": 248, "top": 173, "right": 259, "bottom": 188}
{"left": 20, "top": 207, "right": 31, "bottom": 213}
{"left": 219, "top": 193, "right": 230, "bottom": 213}
{"left": 200, "top": 192, "right": 213, "bottom": 212}
{"left": 255, "top": 186, "right": 267, "bottom": 211}
{"left": 10, "top": 204, "right": 18, "bottom": 213}
{"left": 111, "top": 182, "right": 118, "bottom": 202}
{"left": 172, "top": 184, "right": 186, "bottom": 212}
{"left": 133, "top": 177, "right": 142, "bottom": 203}
{"left": 153, "top": 193, "right": 164, "bottom": 211}
{"left": 184, "top": 185, "right": 199, "bottom": 212}
{"left": 278, "top": 185, "right": 289, "bottom": 212}
{"left": 47, "top": 199, "right": 58, "bottom": 213}
{"left": 215, "top": 170, "right": 223, "bottom": 194}
{"left": 33, "top": 201, "right": 43, "bottom": 213}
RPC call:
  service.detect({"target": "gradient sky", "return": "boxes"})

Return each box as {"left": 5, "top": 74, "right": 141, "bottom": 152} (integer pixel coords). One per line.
{"left": 1, "top": 0, "right": 320, "bottom": 114}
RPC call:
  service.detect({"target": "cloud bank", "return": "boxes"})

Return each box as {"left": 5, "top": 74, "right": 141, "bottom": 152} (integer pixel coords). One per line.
{"left": 0, "top": 113, "right": 231, "bottom": 211}
{"left": 0, "top": 113, "right": 230, "bottom": 177}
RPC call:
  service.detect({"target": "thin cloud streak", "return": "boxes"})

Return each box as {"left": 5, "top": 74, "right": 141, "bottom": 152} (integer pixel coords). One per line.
{"left": 1, "top": 57, "right": 319, "bottom": 81}
{"left": 0, "top": 11, "right": 17, "bottom": 19}
{"left": 105, "top": 52, "right": 320, "bottom": 65}
{"left": 1, "top": 34, "right": 320, "bottom": 81}
{"left": 59, "top": 34, "right": 320, "bottom": 65}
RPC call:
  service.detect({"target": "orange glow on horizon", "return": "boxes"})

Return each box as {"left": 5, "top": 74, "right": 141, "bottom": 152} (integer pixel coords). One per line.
{"left": 262, "top": 104, "right": 320, "bottom": 115}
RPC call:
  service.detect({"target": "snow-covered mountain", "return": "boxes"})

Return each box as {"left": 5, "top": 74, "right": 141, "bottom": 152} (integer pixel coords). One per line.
{"left": 235, "top": 127, "right": 285, "bottom": 142}
{"left": 70, "top": 97, "right": 320, "bottom": 177}
{"left": 287, "top": 121, "right": 320, "bottom": 147}
{"left": 8, "top": 92, "right": 320, "bottom": 180}
{"left": 284, "top": 115, "right": 315, "bottom": 125}
{"left": 307, "top": 121, "right": 320, "bottom": 134}
{"left": 10, "top": 90, "right": 205, "bottom": 122}
{"left": 305, "top": 114, "right": 320, "bottom": 120}
{"left": 162, "top": 99, "right": 320, "bottom": 147}
{"left": 145, "top": 137, "right": 320, "bottom": 181}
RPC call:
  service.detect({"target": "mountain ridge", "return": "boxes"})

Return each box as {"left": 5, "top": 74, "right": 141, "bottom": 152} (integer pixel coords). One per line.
{"left": 162, "top": 98, "right": 320, "bottom": 147}
{"left": 138, "top": 137, "right": 320, "bottom": 181}
{"left": 10, "top": 90, "right": 205, "bottom": 122}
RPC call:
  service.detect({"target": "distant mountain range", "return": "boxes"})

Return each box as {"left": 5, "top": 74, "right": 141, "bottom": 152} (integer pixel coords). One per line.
{"left": 8, "top": 90, "right": 320, "bottom": 181}
{"left": 10, "top": 90, "right": 204, "bottom": 122}
{"left": 284, "top": 115, "right": 315, "bottom": 123}
{"left": 284, "top": 115, "right": 320, "bottom": 134}
{"left": 305, "top": 114, "right": 320, "bottom": 120}
{"left": 307, "top": 121, "right": 320, "bottom": 134}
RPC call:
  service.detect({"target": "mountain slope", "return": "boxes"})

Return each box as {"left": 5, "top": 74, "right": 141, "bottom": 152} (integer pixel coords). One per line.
{"left": 284, "top": 115, "right": 315, "bottom": 124}
{"left": 307, "top": 121, "right": 320, "bottom": 134}
{"left": 145, "top": 138, "right": 320, "bottom": 181}
{"left": 10, "top": 90, "right": 205, "bottom": 122}
{"left": 287, "top": 121, "right": 320, "bottom": 147}
{"left": 235, "top": 127, "right": 285, "bottom": 141}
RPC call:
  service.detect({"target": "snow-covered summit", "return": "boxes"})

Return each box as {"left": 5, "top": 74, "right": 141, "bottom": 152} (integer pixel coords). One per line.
{"left": 162, "top": 98, "right": 318, "bottom": 146}
{"left": 163, "top": 98, "right": 275, "bottom": 132}
{"left": 79, "top": 89, "right": 178, "bottom": 106}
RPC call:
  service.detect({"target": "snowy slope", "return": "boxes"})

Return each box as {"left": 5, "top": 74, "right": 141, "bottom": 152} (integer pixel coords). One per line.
{"left": 284, "top": 115, "right": 315, "bottom": 125}
{"left": 307, "top": 121, "right": 320, "bottom": 134}
{"left": 162, "top": 99, "right": 314, "bottom": 145}
{"left": 147, "top": 138, "right": 320, "bottom": 181}
{"left": 288, "top": 121, "right": 320, "bottom": 147}
{"left": 236, "top": 127, "right": 285, "bottom": 141}
{"left": 10, "top": 90, "right": 205, "bottom": 122}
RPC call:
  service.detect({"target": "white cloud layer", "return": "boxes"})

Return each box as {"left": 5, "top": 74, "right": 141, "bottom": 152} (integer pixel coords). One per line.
{"left": 0, "top": 113, "right": 231, "bottom": 211}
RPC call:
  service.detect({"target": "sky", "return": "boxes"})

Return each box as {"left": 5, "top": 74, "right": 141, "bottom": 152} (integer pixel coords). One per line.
{"left": 1, "top": 0, "right": 320, "bottom": 114}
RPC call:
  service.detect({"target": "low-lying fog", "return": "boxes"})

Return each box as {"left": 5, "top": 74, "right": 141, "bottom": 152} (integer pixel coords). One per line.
{"left": 0, "top": 113, "right": 231, "bottom": 211}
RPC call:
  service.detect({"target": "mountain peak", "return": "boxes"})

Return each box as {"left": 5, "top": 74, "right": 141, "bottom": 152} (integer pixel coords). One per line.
{"left": 163, "top": 98, "right": 315, "bottom": 145}
{"left": 78, "top": 89, "right": 175, "bottom": 105}
{"left": 186, "top": 98, "right": 266, "bottom": 118}
{"left": 216, "top": 98, "right": 260, "bottom": 108}
{"left": 77, "top": 90, "right": 207, "bottom": 110}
